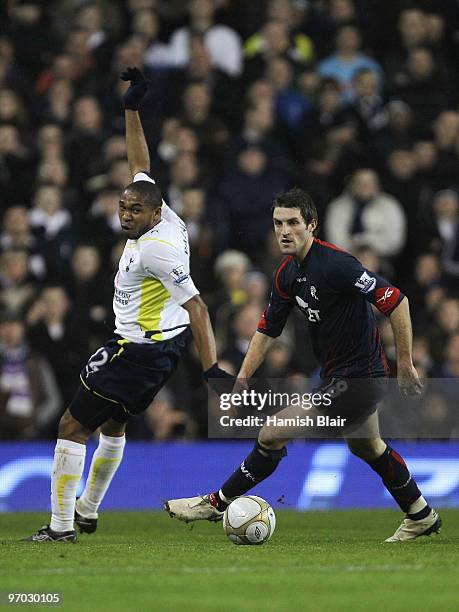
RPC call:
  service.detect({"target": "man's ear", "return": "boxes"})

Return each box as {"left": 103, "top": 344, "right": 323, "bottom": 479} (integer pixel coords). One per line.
{"left": 308, "top": 219, "right": 317, "bottom": 233}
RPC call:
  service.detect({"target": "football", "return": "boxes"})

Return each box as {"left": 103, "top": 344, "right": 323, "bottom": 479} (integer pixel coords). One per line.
{"left": 223, "top": 495, "right": 276, "bottom": 545}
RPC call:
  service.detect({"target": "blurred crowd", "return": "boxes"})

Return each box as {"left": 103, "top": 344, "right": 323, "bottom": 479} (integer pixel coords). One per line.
{"left": 0, "top": 0, "right": 459, "bottom": 440}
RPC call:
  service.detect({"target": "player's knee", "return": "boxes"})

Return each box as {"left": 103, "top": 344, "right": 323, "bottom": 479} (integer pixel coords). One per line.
{"left": 258, "top": 426, "right": 285, "bottom": 451}
{"left": 58, "top": 409, "right": 90, "bottom": 444}
{"left": 346, "top": 437, "right": 385, "bottom": 461}
{"left": 100, "top": 419, "right": 126, "bottom": 437}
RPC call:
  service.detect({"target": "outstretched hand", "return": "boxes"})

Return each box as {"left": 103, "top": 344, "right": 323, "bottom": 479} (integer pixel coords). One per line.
{"left": 397, "top": 362, "right": 424, "bottom": 397}
{"left": 204, "top": 363, "right": 236, "bottom": 396}
{"left": 120, "top": 67, "right": 149, "bottom": 111}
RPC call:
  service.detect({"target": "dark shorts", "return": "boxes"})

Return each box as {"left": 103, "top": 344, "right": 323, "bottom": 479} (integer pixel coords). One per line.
{"left": 313, "top": 377, "right": 388, "bottom": 429}
{"left": 69, "top": 333, "right": 187, "bottom": 431}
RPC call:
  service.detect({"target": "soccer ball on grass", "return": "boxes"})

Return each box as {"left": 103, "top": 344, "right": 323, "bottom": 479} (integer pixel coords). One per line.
{"left": 223, "top": 495, "right": 276, "bottom": 545}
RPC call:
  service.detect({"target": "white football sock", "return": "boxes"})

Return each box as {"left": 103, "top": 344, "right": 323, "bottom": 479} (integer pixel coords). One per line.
{"left": 50, "top": 439, "right": 86, "bottom": 532}
{"left": 408, "top": 495, "right": 428, "bottom": 515}
{"left": 76, "top": 434, "right": 126, "bottom": 519}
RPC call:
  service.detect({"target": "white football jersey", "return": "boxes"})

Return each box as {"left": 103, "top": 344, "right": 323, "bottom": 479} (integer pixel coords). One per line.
{"left": 113, "top": 172, "right": 199, "bottom": 343}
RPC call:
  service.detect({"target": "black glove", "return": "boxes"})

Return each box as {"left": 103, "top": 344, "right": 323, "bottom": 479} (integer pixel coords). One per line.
{"left": 204, "top": 363, "right": 236, "bottom": 395}
{"left": 120, "top": 67, "right": 149, "bottom": 110}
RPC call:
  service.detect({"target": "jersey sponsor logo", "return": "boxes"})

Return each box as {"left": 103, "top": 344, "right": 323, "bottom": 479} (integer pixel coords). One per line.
{"left": 295, "top": 296, "right": 321, "bottom": 322}
{"left": 169, "top": 265, "right": 189, "bottom": 285}
{"left": 114, "top": 287, "right": 131, "bottom": 305}
{"left": 375, "top": 286, "right": 400, "bottom": 313}
{"left": 354, "top": 271, "right": 376, "bottom": 293}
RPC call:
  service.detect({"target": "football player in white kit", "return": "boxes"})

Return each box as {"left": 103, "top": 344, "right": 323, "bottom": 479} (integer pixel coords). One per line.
{"left": 25, "top": 68, "right": 231, "bottom": 542}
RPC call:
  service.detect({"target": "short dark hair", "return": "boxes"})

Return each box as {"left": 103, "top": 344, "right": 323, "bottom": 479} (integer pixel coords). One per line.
{"left": 272, "top": 187, "right": 318, "bottom": 229}
{"left": 124, "top": 180, "right": 162, "bottom": 209}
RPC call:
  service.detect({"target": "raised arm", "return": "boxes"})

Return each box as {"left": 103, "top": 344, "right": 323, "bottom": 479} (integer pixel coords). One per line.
{"left": 125, "top": 110, "right": 150, "bottom": 178}
{"left": 121, "top": 68, "right": 150, "bottom": 178}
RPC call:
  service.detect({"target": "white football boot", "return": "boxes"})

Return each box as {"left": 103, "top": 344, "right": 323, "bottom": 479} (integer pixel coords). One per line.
{"left": 385, "top": 509, "right": 442, "bottom": 542}
{"left": 164, "top": 494, "right": 224, "bottom": 523}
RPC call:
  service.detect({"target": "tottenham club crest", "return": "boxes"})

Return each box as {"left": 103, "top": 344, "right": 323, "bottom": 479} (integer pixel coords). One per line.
{"left": 310, "top": 285, "right": 319, "bottom": 300}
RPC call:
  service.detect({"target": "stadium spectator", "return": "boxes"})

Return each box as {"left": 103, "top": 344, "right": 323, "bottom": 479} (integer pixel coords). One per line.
{"left": 372, "top": 100, "right": 416, "bottom": 160}
{"left": 29, "top": 185, "right": 72, "bottom": 242}
{"left": 317, "top": 25, "right": 384, "bottom": 100}
{"left": 0, "top": 124, "right": 35, "bottom": 204}
{"left": 324, "top": 168, "right": 406, "bottom": 262}
{"left": 26, "top": 286, "right": 89, "bottom": 406}
{"left": 437, "top": 332, "right": 459, "bottom": 377}
{"left": 8, "top": 0, "right": 57, "bottom": 79}
{"left": 36, "top": 123, "right": 65, "bottom": 162}
{"left": 163, "top": 37, "right": 240, "bottom": 127}
{"left": 65, "top": 244, "right": 112, "bottom": 346}
{"left": 0, "top": 87, "right": 28, "bottom": 127}
{"left": 86, "top": 188, "right": 124, "bottom": 259}
{"left": 300, "top": 77, "right": 356, "bottom": 163}
{"left": 163, "top": 0, "right": 243, "bottom": 77}
{"left": 349, "top": 69, "right": 388, "bottom": 143}
{"left": 431, "top": 111, "right": 459, "bottom": 190}
{"left": 0, "top": 250, "right": 38, "bottom": 315}
{"left": 65, "top": 96, "right": 106, "bottom": 186}
{"left": 406, "top": 254, "right": 443, "bottom": 327}
{"left": 425, "top": 190, "right": 459, "bottom": 275}
{"left": 217, "top": 145, "right": 290, "bottom": 259}
{"left": 265, "top": 56, "right": 312, "bottom": 135}
{"left": 413, "top": 140, "right": 439, "bottom": 206}
{"left": 166, "top": 152, "right": 201, "bottom": 214}
{"left": 243, "top": 18, "right": 315, "bottom": 85}
{"left": 212, "top": 249, "right": 251, "bottom": 343}
{"left": 221, "top": 302, "right": 263, "bottom": 372}
{"left": 390, "top": 47, "right": 450, "bottom": 131}
{"left": 243, "top": 271, "right": 269, "bottom": 309}
{"left": 226, "top": 96, "right": 284, "bottom": 165}
{"left": 140, "top": 390, "right": 197, "bottom": 440}
{"left": 428, "top": 298, "right": 459, "bottom": 366}
{"left": 135, "top": 9, "right": 170, "bottom": 69}
{"left": 180, "top": 81, "right": 229, "bottom": 162}
{"left": 39, "top": 77, "right": 75, "bottom": 126}
{"left": 0, "top": 312, "right": 61, "bottom": 439}
{"left": 0, "top": 206, "right": 46, "bottom": 279}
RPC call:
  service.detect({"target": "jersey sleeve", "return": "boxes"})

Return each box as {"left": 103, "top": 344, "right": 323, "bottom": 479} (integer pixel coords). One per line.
{"left": 326, "top": 251, "right": 405, "bottom": 316}
{"left": 257, "top": 263, "right": 294, "bottom": 337}
{"left": 133, "top": 172, "right": 183, "bottom": 225}
{"left": 142, "top": 241, "right": 199, "bottom": 306}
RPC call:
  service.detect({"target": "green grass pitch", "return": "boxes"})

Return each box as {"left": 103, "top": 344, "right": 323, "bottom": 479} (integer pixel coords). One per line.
{"left": 0, "top": 510, "right": 457, "bottom": 611}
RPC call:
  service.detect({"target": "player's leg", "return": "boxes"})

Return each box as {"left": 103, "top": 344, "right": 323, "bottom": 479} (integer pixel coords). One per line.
{"left": 24, "top": 386, "right": 117, "bottom": 542}
{"left": 212, "top": 425, "right": 289, "bottom": 510}
{"left": 75, "top": 414, "right": 127, "bottom": 533}
{"left": 166, "top": 410, "right": 293, "bottom": 522}
{"left": 345, "top": 412, "right": 441, "bottom": 542}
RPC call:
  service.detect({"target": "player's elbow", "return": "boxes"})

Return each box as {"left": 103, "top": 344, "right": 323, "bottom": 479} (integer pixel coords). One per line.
{"left": 183, "top": 295, "right": 209, "bottom": 318}
{"left": 389, "top": 295, "right": 408, "bottom": 318}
